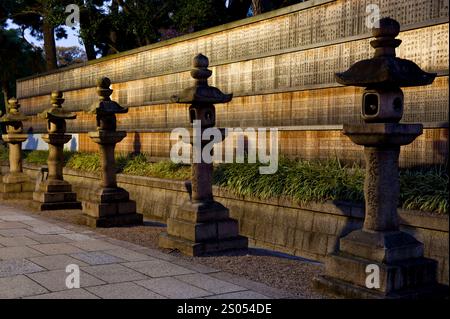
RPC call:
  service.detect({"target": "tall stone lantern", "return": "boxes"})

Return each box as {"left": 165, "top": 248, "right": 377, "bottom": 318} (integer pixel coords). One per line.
{"left": 33, "top": 91, "right": 82, "bottom": 210}
{"left": 314, "top": 18, "right": 444, "bottom": 298}
{"left": 82, "top": 77, "right": 143, "bottom": 227}
{"left": 159, "top": 54, "right": 248, "bottom": 256}
{"left": 0, "top": 98, "right": 33, "bottom": 198}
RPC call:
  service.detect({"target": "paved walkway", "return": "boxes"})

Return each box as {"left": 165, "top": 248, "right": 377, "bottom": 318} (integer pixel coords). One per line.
{"left": 0, "top": 203, "right": 289, "bottom": 299}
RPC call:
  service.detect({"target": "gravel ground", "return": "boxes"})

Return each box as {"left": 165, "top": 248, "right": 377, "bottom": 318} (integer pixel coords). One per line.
{"left": 4, "top": 200, "right": 327, "bottom": 299}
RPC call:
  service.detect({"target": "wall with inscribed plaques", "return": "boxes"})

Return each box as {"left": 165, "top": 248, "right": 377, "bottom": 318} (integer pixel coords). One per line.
{"left": 16, "top": 0, "right": 449, "bottom": 166}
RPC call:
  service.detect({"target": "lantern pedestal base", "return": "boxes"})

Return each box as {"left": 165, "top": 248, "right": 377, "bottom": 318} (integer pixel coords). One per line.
{"left": 33, "top": 180, "right": 81, "bottom": 211}
{"left": 313, "top": 230, "right": 445, "bottom": 299}
{"left": 159, "top": 200, "right": 248, "bottom": 256}
{"left": 0, "top": 174, "right": 33, "bottom": 200}
{"left": 82, "top": 187, "right": 143, "bottom": 228}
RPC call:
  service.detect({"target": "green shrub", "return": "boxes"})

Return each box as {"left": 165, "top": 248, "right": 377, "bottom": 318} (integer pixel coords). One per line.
{"left": 2, "top": 145, "right": 446, "bottom": 214}
{"left": 0, "top": 144, "right": 8, "bottom": 161}
{"left": 23, "top": 150, "right": 49, "bottom": 165}
{"left": 214, "top": 158, "right": 448, "bottom": 214}
{"left": 123, "top": 154, "right": 190, "bottom": 180}
{"left": 400, "top": 166, "right": 448, "bottom": 214}
{"left": 66, "top": 152, "right": 101, "bottom": 173}
{"left": 214, "top": 158, "right": 365, "bottom": 204}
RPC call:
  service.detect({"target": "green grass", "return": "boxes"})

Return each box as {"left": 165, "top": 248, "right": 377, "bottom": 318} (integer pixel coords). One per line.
{"left": 400, "top": 165, "right": 448, "bottom": 214}
{"left": 122, "top": 154, "right": 191, "bottom": 180}
{"left": 0, "top": 144, "right": 7, "bottom": 161}
{"left": 213, "top": 158, "right": 364, "bottom": 204}
{"left": 0, "top": 146, "right": 447, "bottom": 214}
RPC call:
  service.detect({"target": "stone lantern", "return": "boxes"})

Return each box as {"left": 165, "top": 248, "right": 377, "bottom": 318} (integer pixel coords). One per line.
{"left": 33, "top": 91, "right": 82, "bottom": 210}
{"left": 0, "top": 98, "right": 33, "bottom": 198}
{"left": 314, "top": 18, "right": 444, "bottom": 298}
{"left": 159, "top": 54, "right": 248, "bottom": 256}
{"left": 82, "top": 77, "right": 143, "bottom": 227}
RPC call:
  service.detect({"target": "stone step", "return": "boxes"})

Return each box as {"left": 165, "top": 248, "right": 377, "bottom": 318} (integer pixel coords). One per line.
{"left": 166, "top": 218, "right": 240, "bottom": 242}
{"left": 159, "top": 232, "right": 248, "bottom": 257}
{"left": 314, "top": 275, "right": 448, "bottom": 299}
{"left": 83, "top": 200, "right": 137, "bottom": 218}
{"left": 84, "top": 212, "right": 143, "bottom": 228}
{"left": 34, "top": 201, "right": 82, "bottom": 211}
{"left": 325, "top": 252, "right": 438, "bottom": 294}
{"left": 33, "top": 191, "right": 77, "bottom": 203}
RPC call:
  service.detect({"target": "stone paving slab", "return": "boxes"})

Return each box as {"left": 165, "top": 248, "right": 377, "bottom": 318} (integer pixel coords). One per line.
{"left": 81, "top": 264, "right": 148, "bottom": 283}
{"left": 0, "top": 275, "right": 48, "bottom": 299}
{"left": 0, "top": 259, "right": 45, "bottom": 277}
{"left": 0, "top": 236, "right": 39, "bottom": 247}
{"left": 86, "top": 282, "right": 165, "bottom": 299}
{"left": 25, "top": 288, "right": 100, "bottom": 299}
{"left": 136, "top": 277, "right": 213, "bottom": 299}
{"left": 30, "top": 243, "right": 84, "bottom": 255}
{"left": 29, "top": 255, "right": 89, "bottom": 270}
{"left": 0, "top": 246, "right": 43, "bottom": 260}
{"left": 27, "top": 269, "right": 106, "bottom": 292}
{"left": 123, "top": 260, "right": 196, "bottom": 278}
{"left": 70, "top": 251, "right": 126, "bottom": 265}
{"left": 0, "top": 203, "right": 291, "bottom": 299}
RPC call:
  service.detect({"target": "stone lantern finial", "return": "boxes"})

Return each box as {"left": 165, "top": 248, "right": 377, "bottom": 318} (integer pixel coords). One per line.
{"left": 370, "top": 17, "right": 401, "bottom": 58}
{"left": 96, "top": 77, "right": 113, "bottom": 102}
{"left": 171, "top": 53, "right": 232, "bottom": 105}
{"left": 50, "top": 91, "right": 65, "bottom": 108}
{"left": 7, "top": 97, "right": 20, "bottom": 114}
{"left": 191, "top": 54, "right": 212, "bottom": 86}
{"left": 1, "top": 97, "right": 28, "bottom": 133}
{"left": 88, "top": 77, "right": 127, "bottom": 131}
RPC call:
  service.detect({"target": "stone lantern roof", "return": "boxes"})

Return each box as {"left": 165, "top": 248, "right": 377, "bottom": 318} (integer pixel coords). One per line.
{"left": 335, "top": 17, "right": 436, "bottom": 88}
{"left": 0, "top": 98, "right": 28, "bottom": 124}
{"left": 88, "top": 77, "right": 128, "bottom": 115}
{"left": 171, "top": 54, "right": 233, "bottom": 104}
{"left": 38, "top": 91, "right": 76, "bottom": 121}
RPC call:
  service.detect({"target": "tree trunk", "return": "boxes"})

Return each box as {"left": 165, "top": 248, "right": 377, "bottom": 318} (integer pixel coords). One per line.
{"left": 228, "top": 0, "right": 252, "bottom": 19}
{"left": 1, "top": 82, "right": 9, "bottom": 109}
{"left": 251, "top": 0, "right": 273, "bottom": 15}
{"left": 1, "top": 82, "right": 8, "bottom": 136}
{"left": 251, "top": 0, "right": 263, "bottom": 15}
{"left": 42, "top": 18, "right": 57, "bottom": 70}
{"left": 84, "top": 40, "right": 97, "bottom": 60}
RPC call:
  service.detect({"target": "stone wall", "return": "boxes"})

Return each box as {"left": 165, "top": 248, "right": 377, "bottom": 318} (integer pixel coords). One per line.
{"left": 4, "top": 162, "right": 447, "bottom": 285}
{"left": 15, "top": 0, "right": 449, "bottom": 167}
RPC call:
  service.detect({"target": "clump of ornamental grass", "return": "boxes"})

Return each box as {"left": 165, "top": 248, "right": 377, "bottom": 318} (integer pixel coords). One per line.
{"left": 122, "top": 154, "right": 190, "bottom": 180}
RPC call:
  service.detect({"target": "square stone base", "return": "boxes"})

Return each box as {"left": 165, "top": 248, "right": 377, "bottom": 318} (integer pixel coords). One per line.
{"left": 314, "top": 275, "right": 448, "bottom": 299}
{"left": 0, "top": 180, "right": 33, "bottom": 200}
{"left": 159, "top": 232, "right": 248, "bottom": 257}
{"left": 31, "top": 199, "right": 82, "bottom": 211}
{"left": 158, "top": 200, "right": 248, "bottom": 256}
{"left": 33, "top": 180, "right": 82, "bottom": 211}
{"left": 82, "top": 190, "right": 143, "bottom": 228}
{"left": 84, "top": 212, "right": 143, "bottom": 228}
{"left": 314, "top": 230, "right": 447, "bottom": 299}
